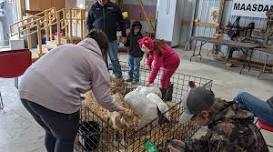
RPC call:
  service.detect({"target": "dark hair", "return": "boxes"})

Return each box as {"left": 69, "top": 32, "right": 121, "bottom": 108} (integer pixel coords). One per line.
{"left": 86, "top": 30, "right": 109, "bottom": 52}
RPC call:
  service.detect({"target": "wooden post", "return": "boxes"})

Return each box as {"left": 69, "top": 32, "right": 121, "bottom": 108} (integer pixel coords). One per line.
{"left": 18, "top": 0, "right": 25, "bottom": 20}
{"left": 44, "top": 13, "right": 50, "bottom": 41}
{"left": 138, "top": 0, "right": 155, "bottom": 34}
{"left": 27, "top": 28, "right": 32, "bottom": 49}
{"left": 49, "top": 14, "right": 53, "bottom": 41}
{"left": 80, "top": 10, "right": 84, "bottom": 39}
{"left": 48, "top": 9, "right": 52, "bottom": 41}
{"left": 64, "top": 9, "right": 68, "bottom": 37}
{"left": 218, "top": 0, "right": 225, "bottom": 27}
{"left": 56, "top": 11, "right": 61, "bottom": 45}
{"left": 18, "top": 26, "right": 21, "bottom": 39}
{"left": 69, "top": 9, "right": 73, "bottom": 41}
{"left": 211, "top": 0, "right": 225, "bottom": 54}
{"left": 36, "top": 20, "right": 43, "bottom": 57}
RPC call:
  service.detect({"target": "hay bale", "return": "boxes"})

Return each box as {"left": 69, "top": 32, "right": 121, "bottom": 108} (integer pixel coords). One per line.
{"left": 111, "top": 79, "right": 133, "bottom": 95}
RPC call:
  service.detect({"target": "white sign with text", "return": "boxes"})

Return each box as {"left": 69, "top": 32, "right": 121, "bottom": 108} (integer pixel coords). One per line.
{"left": 231, "top": 0, "right": 273, "bottom": 18}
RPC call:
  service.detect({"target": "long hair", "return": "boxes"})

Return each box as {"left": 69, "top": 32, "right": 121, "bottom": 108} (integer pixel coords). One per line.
{"left": 86, "top": 30, "right": 109, "bottom": 52}
{"left": 86, "top": 30, "right": 109, "bottom": 65}
{"left": 153, "top": 39, "right": 166, "bottom": 56}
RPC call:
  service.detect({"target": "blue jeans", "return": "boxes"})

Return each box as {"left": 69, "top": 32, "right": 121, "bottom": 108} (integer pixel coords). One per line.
{"left": 108, "top": 40, "right": 122, "bottom": 78}
{"left": 21, "top": 99, "right": 79, "bottom": 152}
{"left": 234, "top": 92, "right": 273, "bottom": 126}
{"left": 128, "top": 55, "right": 142, "bottom": 81}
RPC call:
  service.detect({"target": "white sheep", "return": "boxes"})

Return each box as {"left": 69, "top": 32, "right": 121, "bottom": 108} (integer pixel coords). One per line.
{"left": 124, "top": 86, "right": 170, "bottom": 128}
{"left": 146, "top": 93, "right": 170, "bottom": 121}
{"left": 135, "top": 86, "right": 162, "bottom": 98}
{"left": 107, "top": 93, "right": 138, "bottom": 130}
{"left": 179, "top": 81, "right": 196, "bottom": 123}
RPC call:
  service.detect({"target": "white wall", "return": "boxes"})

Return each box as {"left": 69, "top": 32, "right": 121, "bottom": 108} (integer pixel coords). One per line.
{"left": 179, "top": 0, "right": 197, "bottom": 46}
{"left": 1, "top": 1, "right": 19, "bottom": 46}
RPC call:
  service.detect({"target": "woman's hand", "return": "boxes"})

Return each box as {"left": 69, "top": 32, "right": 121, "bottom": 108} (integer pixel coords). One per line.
{"left": 146, "top": 82, "right": 153, "bottom": 87}
{"left": 115, "top": 105, "right": 127, "bottom": 112}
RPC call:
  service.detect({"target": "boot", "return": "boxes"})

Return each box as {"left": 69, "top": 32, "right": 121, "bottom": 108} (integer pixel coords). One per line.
{"left": 160, "top": 88, "right": 167, "bottom": 100}
{"left": 163, "top": 84, "right": 173, "bottom": 102}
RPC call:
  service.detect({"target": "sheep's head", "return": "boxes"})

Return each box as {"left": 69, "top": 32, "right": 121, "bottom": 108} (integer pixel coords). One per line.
{"left": 108, "top": 110, "right": 139, "bottom": 131}
{"left": 119, "top": 109, "right": 140, "bottom": 129}
{"left": 108, "top": 93, "right": 140, "bottom": 130}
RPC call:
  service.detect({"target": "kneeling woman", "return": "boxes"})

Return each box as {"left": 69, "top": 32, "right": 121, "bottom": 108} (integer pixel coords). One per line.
{"left": 138, "top": 37, "right": 180, "bottom": 101}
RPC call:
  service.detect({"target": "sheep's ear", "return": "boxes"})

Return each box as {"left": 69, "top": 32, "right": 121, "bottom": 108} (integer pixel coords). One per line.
{"left": 188, "top": 81, "right": 196, "bottom": 89}
{"left": 201, "top": 81, "right": 215, "bottom": 97}
{"left": 202, "top": 81, "right": 212, "bottom": 90}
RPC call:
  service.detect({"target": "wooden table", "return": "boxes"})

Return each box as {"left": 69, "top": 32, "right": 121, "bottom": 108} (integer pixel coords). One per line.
{"left": 188, "top": 36, "right": 259, "bottom": 60}
{"left": 187, "top": 36, "right": 261, "bottom": 75}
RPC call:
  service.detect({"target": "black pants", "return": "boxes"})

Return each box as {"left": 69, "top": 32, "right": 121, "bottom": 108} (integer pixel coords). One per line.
{"left": 21, "top": 99, "right": 80, "bottom": 152}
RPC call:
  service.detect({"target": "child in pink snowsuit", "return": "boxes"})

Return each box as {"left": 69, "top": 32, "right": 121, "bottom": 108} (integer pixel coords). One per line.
{"left": 138, "top": 37, "right": 180, "bottom": 101}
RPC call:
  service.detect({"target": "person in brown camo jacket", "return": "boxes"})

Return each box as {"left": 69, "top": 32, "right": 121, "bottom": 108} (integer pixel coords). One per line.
{"left": 168, "top": 87, "right": 269, "bottom": 152}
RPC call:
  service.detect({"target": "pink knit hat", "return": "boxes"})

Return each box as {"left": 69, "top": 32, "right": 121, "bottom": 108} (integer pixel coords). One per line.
{"left": 138, "top": 36, "right": 154, "bottom": 51}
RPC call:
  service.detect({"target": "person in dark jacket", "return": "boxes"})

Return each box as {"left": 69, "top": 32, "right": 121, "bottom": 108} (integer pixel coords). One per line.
{"left": 125, "top": 21, "right": 143, "bottom": 83}
{"left": 87, "top": 0, "right": 126, "bottom": 79}
{"left": 234, "top": 92, "right": 273, "bottom": 126}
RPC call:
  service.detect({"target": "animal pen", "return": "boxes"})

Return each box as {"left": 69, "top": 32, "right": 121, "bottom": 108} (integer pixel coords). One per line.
{"left": 74, "top": 63, "right": 213, "bottom": 152}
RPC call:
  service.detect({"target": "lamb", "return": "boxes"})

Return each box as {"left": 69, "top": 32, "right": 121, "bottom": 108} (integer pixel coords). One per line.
{"left": 107, "top": 93, "right": 139, "bottom": 130}
{"left": 124, "top": 86, "right": 170, "bottom": 128}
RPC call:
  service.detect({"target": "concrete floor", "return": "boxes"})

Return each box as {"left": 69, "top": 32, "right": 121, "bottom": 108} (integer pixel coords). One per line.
{"left": 0, "top": 48, "right": 272, "bottom": 152}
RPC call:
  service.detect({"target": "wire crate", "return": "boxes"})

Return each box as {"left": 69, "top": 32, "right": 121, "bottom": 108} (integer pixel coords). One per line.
{"left": 75, "top": 62, "right": 213, "bottom": 152}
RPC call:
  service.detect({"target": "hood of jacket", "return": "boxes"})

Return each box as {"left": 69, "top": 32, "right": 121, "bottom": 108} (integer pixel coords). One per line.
{"left": 138, "top": 36, "right": 154, "bottom": 52}
{"left": 77, "top": 38, "right": 103, "bottom": 57}
{"left": 131, "top": 21, "right": 142, "bottom": 33}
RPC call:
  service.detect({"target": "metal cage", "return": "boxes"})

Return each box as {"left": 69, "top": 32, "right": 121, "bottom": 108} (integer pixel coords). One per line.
{"left": 75, "top": 63, "right": 213, "bottom": 152}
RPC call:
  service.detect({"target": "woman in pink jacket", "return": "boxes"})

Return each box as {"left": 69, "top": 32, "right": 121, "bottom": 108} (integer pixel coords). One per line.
{"left": 138, "top": 36, "right": 180, "bottom": 101}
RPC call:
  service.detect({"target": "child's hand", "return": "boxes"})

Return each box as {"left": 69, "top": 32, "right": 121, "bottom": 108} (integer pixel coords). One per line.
{"left": 145, "top": 65, "right": 151, "bottom": 70}
{"left": 146, "top": 82, "right": 152, "bottom": 87}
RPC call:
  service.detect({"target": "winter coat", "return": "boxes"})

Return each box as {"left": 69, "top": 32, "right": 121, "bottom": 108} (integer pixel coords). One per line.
{"left": 183, "top": 99, "right": 269, "bottom": 152}
{"left": 138, "top": 37, "right": 180, "bottom": 84}
{"left": 86, "top": 2, "right": 126, "bottom": 42}
{"left": 267, "top": 96, "right": 273, "bottom": 109}
{"left": 126, "top": 21, "right": 144, "bottom": 57}
{"left": 19, "top": 38, "right": 118, "bottom": 114}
